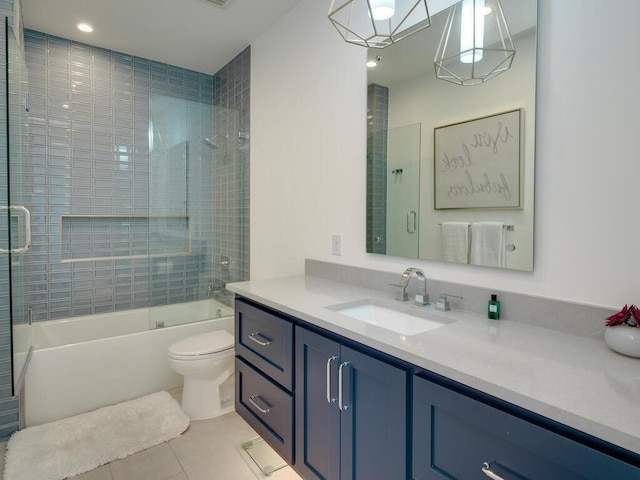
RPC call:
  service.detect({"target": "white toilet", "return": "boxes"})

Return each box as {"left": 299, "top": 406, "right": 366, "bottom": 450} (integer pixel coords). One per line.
{"left": 168, "top": 330, "right": 235, "bottom": 420}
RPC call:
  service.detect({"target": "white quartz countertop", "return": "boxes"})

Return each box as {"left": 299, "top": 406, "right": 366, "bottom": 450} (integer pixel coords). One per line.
{"left": 227, "top": 275, "right": 640, "bottom": 456}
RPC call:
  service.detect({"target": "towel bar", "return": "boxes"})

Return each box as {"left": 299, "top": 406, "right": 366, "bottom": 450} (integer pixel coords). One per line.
{"left": 438, "top": 223, "right": 514, "bottom": 231}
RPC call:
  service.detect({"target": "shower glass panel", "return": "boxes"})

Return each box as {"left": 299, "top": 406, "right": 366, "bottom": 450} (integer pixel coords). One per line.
{"left": 6, "top": 20, "right": 31, "bottom": 398}
{"left": 148, "top": 94, "right": 233, "bottom": 329}
{"left": 385, "top": 123, "right": 420, "bottom": 258}
{"left": 0, "top": 20, "right": 12, "bottom": 402}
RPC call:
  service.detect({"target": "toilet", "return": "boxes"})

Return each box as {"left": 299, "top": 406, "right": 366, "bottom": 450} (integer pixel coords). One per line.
{"left": 168, "top": 330, "right": 235, "bottom": 420}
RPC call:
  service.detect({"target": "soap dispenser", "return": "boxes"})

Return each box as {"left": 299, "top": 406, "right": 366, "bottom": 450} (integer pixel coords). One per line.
{"left": 488, "top": 294, "right": 501, "bottom": 320}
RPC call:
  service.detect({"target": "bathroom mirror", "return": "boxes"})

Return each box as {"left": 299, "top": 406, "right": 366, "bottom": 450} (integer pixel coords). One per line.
{"left": 366, "top": 0, "right": 537, "bottom": 271}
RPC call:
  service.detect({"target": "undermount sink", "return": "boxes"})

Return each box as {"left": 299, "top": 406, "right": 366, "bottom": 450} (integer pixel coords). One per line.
{"left": 326, "top": 299, "right": 453, "bottom": 336}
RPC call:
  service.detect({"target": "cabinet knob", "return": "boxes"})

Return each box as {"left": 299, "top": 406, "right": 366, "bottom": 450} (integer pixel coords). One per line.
{"left": 482, "top": 462, "right": 506, "bottom": 480}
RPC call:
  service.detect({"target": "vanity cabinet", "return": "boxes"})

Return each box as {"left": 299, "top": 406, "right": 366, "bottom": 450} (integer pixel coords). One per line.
{"left": 234, "top": 298, "right": 294, "bottom": 464}
{"left": 294, "top": 326, "right": 409, "bottom": 480}
{"left": 233, "top": 294, "right": 640, "bottom": 480}
{"left": 413, "top": 374, "right": 640, "bottom": 480}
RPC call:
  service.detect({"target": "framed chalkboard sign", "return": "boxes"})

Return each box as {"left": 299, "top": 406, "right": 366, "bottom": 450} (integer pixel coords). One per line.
{"left": 434, "top": 109, "right": 522, "bottom": 209}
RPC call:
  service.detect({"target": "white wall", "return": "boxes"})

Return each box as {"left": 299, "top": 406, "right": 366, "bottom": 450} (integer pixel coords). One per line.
{"left": 251, "top": 0, "right": 640, "bottom": 309}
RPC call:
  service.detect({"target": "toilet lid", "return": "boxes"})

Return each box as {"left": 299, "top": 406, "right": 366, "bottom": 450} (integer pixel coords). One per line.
{"left": 169, "top": 330, "right": 234, "bottom": 356}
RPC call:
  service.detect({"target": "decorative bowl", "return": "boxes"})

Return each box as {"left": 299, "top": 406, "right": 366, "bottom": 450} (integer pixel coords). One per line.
{"left": 605, "top": 325, "right": 640, "bottom": 358}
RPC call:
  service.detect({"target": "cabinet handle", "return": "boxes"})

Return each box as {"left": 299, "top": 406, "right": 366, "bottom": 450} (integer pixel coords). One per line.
{"left": 482, "top": 462, "right": 506, "bottom": 480}
{"left": 248, "top": 332, "right": 272, "bottom": 346}
{"left": 338, "top": 361, "right": 350, "bottom": 411}
{"left": 326, "top": 356, "right": 338, "bottom": 404}
{"left": 248, "top": 394, "right": 273, "bottom": 414}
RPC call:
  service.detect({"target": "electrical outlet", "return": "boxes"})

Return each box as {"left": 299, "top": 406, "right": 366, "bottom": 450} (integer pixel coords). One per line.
{"left": 332, "top": 234, "right": 342, "bottom": 256}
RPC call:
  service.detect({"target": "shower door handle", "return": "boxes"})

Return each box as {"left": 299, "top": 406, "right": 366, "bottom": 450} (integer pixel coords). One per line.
{"left": 0, "top": 206, "right": 31, "bottom": 254}
{"left": 406, "top": 211, "right": 417, "bottom": 234}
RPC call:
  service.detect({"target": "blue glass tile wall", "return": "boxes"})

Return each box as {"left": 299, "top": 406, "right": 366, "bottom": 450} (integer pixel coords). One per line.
{"left": 10, "top": 30, "right": 250, "bottom": 322}
{"left": 367, "top": 83, "right": 389, "bottom": 254}
{"left": 211, "top": 47, "right": 250, "bottom": 304}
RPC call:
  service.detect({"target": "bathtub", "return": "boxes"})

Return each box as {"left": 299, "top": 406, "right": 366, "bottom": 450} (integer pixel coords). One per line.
{"left": 17, "top": 299, "right": 234, "bottom": 427}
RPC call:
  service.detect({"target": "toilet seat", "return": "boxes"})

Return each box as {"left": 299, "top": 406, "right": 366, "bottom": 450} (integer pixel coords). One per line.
{"left": 168, "top": 330, "right": 234, "bottom": 360}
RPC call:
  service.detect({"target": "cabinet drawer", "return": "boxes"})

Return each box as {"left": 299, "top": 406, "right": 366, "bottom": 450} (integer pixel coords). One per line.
{"left": 235, "top": 298, "right": 293, "bottom": 391}
{"left": 236, "top": 357, "right": 294, "bottom": 465}
{"left": 413, "top": 376, "right": 640, "bottom": 480}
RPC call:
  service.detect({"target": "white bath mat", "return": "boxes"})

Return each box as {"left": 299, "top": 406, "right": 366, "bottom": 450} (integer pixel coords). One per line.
{"left": 3, "top": 391, "right": 190, "bottom": 480}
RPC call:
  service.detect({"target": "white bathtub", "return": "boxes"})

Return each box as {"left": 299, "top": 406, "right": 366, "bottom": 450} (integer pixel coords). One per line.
{"left": 17, "top": 299, "right": 234, "bottom": 427}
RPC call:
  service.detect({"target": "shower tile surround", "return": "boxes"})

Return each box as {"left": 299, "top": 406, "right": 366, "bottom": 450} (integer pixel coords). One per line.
{"left": 366, "top": 84, "right": 388, "bottom": 255}
{"left": 12, "top": 31, "right": 250, "bottom": 323}
{"left": 211, "top": 47, "right": 251, "bottom": 305}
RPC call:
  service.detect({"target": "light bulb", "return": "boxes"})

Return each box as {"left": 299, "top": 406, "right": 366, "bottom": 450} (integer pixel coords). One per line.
{"left": 460, "top": 0, "right": 484, "bottom": 64}
{"left": 370, "top": 0, "right": 395, "bottom": 21}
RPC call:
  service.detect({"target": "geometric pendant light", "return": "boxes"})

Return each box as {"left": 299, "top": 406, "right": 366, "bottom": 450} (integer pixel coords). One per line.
{"left": 328, "top": 0, "right": 431, "bottom": 49}
{"left": 434, "top": 0, "right": 515, "bottom": 85}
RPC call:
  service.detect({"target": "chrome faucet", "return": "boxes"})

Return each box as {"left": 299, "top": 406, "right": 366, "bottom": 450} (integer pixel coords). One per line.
{"left": 395, "top": 267, "right": 429, "bottom": 305}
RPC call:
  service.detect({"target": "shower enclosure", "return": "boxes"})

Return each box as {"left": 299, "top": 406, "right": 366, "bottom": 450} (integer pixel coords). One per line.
{"left": 1, "top": 16, "right": 31, "bottom": 437}
{"left": 0, "top": 27, "right": 250, "bottom": 432}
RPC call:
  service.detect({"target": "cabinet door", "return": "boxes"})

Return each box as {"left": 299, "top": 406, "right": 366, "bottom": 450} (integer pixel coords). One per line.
{"left": 413, "top": 375, "right": 640, "bottom": 480}
{"left": 340, "top": 345, "right": 408, "bottom": 480}
{"left": 295, "top": 327, "right": 341, "bottom": 480}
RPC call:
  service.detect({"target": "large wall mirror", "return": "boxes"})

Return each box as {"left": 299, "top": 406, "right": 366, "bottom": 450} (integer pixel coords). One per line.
{"left": 366, "top": 0, "right": 537, "bottom": 271}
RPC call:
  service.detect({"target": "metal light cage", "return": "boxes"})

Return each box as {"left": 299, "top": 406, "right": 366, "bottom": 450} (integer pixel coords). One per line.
{"left": 434, "top": 0, "right": 515, "bottom": 85}
{"left": 328, "top": 0, "right": 431, "bottom": 49}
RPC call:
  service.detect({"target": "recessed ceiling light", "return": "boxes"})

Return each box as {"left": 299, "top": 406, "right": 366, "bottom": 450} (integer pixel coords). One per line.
{"left": 77, "top": 23, "right": 94, "bottom": 33}
{"left": 367, "top": 55, "right": 382, "bottom": 68}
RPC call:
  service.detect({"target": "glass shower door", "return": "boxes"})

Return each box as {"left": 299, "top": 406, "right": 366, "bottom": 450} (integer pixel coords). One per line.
{"left": 6, "top": 19, "right": 32, "bottom": 399}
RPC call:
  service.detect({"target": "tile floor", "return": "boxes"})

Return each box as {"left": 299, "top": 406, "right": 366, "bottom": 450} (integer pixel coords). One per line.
{"left": 0, "top": 389, "right": 302, "bottom": 480}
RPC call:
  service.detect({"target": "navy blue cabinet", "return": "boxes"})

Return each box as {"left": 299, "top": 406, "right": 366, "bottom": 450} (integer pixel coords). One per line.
{"left": 235, "top": 298, "right": 294, "bottom": 390}
{"left": 413, "top": 375, "right": 640, "bottom": 480}
{"left": 234, "top": 298, "right": 295, "bottom": 464}
{"left": 295, "top": 327, "right": 409, "bottom": 480}
{"left": 234, "top": 296, "right": 640, "bottom": 480}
